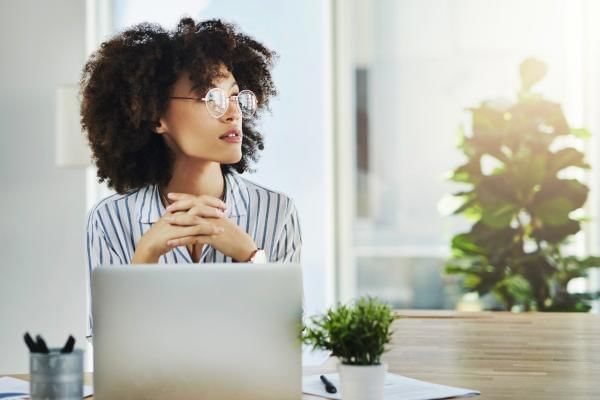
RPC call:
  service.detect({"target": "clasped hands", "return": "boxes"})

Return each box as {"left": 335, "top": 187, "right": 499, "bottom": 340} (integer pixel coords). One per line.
{"left": 135, "top": 192, "right": 257, "bottom": 262}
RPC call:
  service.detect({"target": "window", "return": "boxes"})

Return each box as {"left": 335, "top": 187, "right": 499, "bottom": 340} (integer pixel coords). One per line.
{"left": 335, "top": 0, "right": 600, "bottom": 310}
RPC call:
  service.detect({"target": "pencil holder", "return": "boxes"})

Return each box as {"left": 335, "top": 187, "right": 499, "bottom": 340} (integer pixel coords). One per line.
{"left": 30, "top": 348, "right": 84, "bottom": 400}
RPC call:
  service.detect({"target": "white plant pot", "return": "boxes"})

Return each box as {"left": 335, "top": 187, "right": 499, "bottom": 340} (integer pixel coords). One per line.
{"left": 337, "top": 362, "right": 387, "bottom": 400}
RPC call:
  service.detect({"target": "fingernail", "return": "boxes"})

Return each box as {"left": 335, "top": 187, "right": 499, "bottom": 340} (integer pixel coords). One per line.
{"left": 165, "top": 216, "right": 173, "bottom": 222}
{"left": 167, "top": 193, "right": 175, "bottom": 198}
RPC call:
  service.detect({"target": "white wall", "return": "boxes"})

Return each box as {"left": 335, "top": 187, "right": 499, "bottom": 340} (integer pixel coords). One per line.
{"left": 0, "top": 0, "right": 87, "bottom": 374}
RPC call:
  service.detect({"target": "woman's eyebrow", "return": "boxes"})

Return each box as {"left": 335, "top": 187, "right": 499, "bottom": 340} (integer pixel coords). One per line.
{"left": 189, "top": 81, "right": 238, "bottom": 94}
{"left": 189, "top": 84, "right": 203, "bottom": 94}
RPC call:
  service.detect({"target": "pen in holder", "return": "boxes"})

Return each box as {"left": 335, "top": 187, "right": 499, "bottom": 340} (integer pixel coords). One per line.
{"left": 30, "top": 348, "right": 84, "bottom": 400}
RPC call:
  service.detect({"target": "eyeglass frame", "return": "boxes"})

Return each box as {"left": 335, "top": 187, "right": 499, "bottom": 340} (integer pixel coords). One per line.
{"left": 169, "top": 87, "right": 257, "bottom": 119}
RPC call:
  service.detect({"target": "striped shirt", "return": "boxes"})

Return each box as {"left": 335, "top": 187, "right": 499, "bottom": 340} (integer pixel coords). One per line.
{"left": 85, "top": 171, "right": 302, "bottom": 337}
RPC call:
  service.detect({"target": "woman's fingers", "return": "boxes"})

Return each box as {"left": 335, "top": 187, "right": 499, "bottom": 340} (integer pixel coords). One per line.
{"left": 165, "top": 208, "right": 223, "bottom": 226}
{"left": 165, "top": 199, "right": 195, "bottom": 213}
{"left": 188, "top": 222, "right": 224, "bottom": 236}
{"left": 167, "top": 192, "right": 194, "bottom": 201}
{"left": 160, "top": 193, "right": 228, "bottom": 251}
{"left": 190, "top": 205, "right": 225, "bottom": 218}
{"left": 169, "top": 222, "right": 223, "bottom": 238}
{"left": 167, "top": 193, "right": 227, "bottom": 211}
{"left": 166, "top": 202, "right": 225, "bottom": 218}
{"left": 165, "top": 213, "right": 203, "bottom": 226}
{"left": 166, "top": 235, "right": 215, "bottom": 248}
{"left": 166, "top": 220, "right": 224, "bottom": 246}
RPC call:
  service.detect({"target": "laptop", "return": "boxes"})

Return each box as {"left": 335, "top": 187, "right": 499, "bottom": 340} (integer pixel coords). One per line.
{"left": 92, "top": 263, "right": 303, "bottom": 400}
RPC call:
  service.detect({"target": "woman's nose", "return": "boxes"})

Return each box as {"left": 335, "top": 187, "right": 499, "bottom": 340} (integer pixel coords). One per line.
{"left": 222, "top": 98, "right": 242, "bottom": 122}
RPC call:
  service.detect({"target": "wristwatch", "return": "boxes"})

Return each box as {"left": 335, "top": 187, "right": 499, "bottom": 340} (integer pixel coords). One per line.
{"left": 247, "top": 249, "right": 267, "bottom": 263}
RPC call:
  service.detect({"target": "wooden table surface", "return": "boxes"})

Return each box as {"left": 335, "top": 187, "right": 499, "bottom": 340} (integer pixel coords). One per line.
{"left": 7, "top": 310, "right": 600, "bottom": 399}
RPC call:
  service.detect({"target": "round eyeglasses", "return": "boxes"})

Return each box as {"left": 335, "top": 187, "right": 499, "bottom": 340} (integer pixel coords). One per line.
{"left": 170, "top": 88, "right": 258, "bottom": 119}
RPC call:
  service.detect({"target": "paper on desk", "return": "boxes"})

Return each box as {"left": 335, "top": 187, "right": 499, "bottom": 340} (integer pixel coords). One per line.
{"left": 302, "top": 373, "right": 479, "bottom": 400}
{"left": 0, "top": 376, "right": 94, "bottom": 399}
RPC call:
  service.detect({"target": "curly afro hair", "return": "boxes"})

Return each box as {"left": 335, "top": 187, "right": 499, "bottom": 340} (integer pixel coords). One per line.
{"left": 80, "top": 18, "right": 277, "bottom": 194}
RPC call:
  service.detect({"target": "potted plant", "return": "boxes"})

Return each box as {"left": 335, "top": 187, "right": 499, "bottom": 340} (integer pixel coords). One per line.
{"left": 445, "top": 58, "right": 600, "bottom": 311}
{"left": 302, "top": 296, "right": 395, "bottom": 400}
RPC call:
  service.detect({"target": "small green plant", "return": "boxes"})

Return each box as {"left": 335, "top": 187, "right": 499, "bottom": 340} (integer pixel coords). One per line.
{"left": 302, "top": 296, "right": 395, "bottom": 365}
{"left": 445, "top": 58, "right": 600, "bottom": 312}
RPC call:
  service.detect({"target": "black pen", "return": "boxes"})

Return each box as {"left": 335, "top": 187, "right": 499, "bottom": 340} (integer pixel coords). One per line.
{"left": 320, "top": 375, "right": 337, "bottom": 394}
{"left": 60, "top": 335, "right": 76, "bottom": 353}
{"left": 23, "top": 332, "right": 38, "bottom": 353}
{"left": 36, "top": 335, "right": 49, "bottom": 354}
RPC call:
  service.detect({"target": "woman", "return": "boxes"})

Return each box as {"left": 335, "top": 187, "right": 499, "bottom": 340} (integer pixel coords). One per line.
{"left": 82, "top": 18, "right": 301, "bottom": 337}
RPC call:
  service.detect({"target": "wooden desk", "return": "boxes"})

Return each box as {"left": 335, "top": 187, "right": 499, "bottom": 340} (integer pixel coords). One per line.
{"left": 7, "top": 311, "right": 600, "bottom": 399}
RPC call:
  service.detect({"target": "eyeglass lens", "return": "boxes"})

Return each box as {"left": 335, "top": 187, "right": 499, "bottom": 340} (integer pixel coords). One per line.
{"left": 205, "top": 88, "right": 257, "bottom": 118}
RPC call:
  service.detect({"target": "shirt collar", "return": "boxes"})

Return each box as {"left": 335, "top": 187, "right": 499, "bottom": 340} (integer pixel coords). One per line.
{"left": 136, "top": 172, "right": 249, "bottom": 224}
{"left": 136, "top": 184, "right": 164, "bottom": 224}
{"left": 223, "top": 171, "right": 249, "bottom": 218}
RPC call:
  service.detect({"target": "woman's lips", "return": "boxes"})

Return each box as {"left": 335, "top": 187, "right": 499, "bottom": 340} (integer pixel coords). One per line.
{"left": 220, "top": 135, "right": 242, "bottom": 143}
{"left": 219, "top": 129, "right": 242, "bottom": 143}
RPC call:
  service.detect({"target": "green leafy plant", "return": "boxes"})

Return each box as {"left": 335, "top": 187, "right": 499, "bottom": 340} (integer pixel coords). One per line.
{"left": 446, "top": 58, "right": 600, "bottom": 312}
{"left": 302, "top": 296, "right": 395, "bottom": 365}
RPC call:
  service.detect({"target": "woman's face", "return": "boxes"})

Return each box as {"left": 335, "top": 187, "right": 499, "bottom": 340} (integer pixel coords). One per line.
{"left": 156, "top": 67, "right": 243, "bottom": 164}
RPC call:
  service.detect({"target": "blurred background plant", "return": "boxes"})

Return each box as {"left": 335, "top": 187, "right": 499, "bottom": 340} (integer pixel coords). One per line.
{"left": 445, "top": 58, "right": 600, "bottom": 312}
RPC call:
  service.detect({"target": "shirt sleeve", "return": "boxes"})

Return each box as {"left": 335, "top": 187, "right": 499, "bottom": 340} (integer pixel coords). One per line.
{"left": 270, "top": 198, "right": 302, "bottom": 263}
{"left": 85, "top": 209, "right": 125, "bottom": 339}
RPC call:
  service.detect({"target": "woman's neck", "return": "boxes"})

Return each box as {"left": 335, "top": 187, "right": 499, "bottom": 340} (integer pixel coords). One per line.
{"left": 163, "top": 158, "right": 225, "bottom": 200}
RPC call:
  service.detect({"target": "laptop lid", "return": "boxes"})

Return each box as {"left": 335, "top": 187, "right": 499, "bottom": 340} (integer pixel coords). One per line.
{"left": 92, "top": 263, "right": 303, "bottom": 400}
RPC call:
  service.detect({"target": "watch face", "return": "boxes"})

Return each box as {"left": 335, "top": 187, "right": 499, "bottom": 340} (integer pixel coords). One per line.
{"left": 252, "top": 250, "right": 267, "bottom": 264}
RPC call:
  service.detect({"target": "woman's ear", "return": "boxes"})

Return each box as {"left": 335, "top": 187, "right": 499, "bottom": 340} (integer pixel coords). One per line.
{"left": 154, "top": 118, "right": 168, "bottom": 134}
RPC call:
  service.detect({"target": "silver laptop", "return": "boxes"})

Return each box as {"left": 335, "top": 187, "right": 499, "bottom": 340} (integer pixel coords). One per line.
{"left": 92, "top": 264, "right": 303, "bottom": 400}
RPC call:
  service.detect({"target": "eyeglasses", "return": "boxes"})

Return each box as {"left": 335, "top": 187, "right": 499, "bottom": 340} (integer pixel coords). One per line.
{"left": 169, "top": 87, "right": 257, "bottom": 119}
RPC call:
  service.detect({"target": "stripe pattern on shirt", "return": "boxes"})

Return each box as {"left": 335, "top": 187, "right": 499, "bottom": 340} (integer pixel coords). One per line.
{"left": 85, "top": 172, "right": 302, "bottom": 336}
